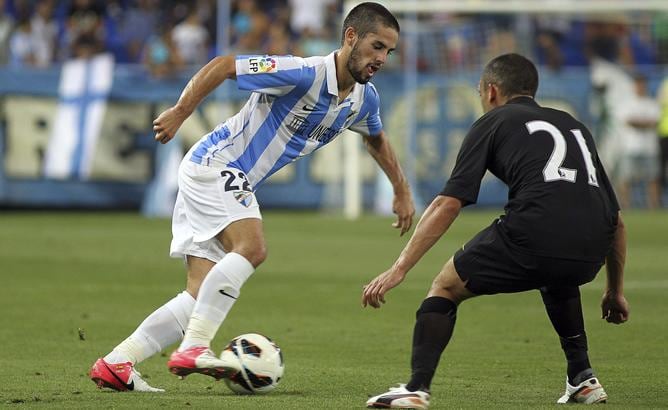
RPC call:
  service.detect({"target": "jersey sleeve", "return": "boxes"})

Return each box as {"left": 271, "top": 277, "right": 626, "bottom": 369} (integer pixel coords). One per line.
{"left": 349, "top": 83, "right": 383, "bottom": 136}
{"left": 235, "top": 55, "right": 306, "bottom": 96}
{"left": 440, "top": 113, "right": 498, "bottom": 205}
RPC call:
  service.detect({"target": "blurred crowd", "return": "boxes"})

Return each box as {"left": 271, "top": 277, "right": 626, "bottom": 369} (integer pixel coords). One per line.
{"left": 2, "top": 0, "right": 668, "bottom": 207}
{"left": 590, "top": 59, "right": 668, "bottom": 210}
{"left": 2, "top": 0, "right": 668, "bottom": 75}
{"left": 0, "top": 0, "right": 340, "bottom": 77}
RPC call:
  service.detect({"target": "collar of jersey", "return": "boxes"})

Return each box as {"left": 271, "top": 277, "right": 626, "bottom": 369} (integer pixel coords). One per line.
{"left": 506, "top": 95, "right": 537, "bottom": 106}
{"left": 326, "top": 50, "right": 359, "bottom": 105}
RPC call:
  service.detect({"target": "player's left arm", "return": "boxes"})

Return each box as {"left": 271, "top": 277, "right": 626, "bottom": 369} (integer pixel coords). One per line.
{"left": 601, "top": 211, "right": 629, "bottom": 324}
{"left": 362, "top": 195, "right": 462, "bottom": 308}
{"left": 363, "top": 131, "right": 415, "bottom": 236}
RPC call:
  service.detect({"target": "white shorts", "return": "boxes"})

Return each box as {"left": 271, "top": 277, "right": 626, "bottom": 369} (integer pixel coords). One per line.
{"left": 169, "top": 160, "right": 262, "bottom": 262}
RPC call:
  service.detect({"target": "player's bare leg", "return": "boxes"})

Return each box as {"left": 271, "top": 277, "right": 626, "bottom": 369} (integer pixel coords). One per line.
{"left": 168, "top": 218, "right": 266, "bottom": 380}
{"left": 426, "top": 257, "right": 475, "bottom": 303}
{"left": 185, "top": 255, "right": 215, "bottom": 298}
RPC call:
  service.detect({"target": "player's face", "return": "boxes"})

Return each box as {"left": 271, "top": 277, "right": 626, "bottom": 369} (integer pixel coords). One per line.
{"left": 347, "top": 26, "right": 398, "bottom": 84}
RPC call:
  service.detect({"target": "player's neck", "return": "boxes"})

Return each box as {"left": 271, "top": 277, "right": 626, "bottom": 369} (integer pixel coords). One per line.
{"left": 503, "top": 94, "right": 533, "bottom": 104}
{"left": 334, "top": 51, "right": 355, "bottom": 101}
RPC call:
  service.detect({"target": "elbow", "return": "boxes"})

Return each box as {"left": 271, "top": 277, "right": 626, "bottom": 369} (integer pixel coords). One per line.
{"left": 614, "top": 211, "right": 626, "bottom": 237}
{"left": 212, "top": 55, "right": 236, "bottom": 80}
{"left": 434, "top": 195, "right": 462, "bottom": 218}
{"left": 444, "top": 198, "right": 462, "bottom": 218}
{"left": 363, "top": 133, "right": 383, "bottom": 152}
{"left": 616, "top": 211, "right": 625, "bottom": 229}
{"left": 607, "top": 211, "right": 626, "bottom": 258}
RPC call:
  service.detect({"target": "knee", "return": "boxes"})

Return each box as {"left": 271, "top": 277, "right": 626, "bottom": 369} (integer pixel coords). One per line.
{"left": 429, "top": 278, "right": 463, "bottom": 303}
{"left": 428, "top": 262, "right": 470, "bottom": 304}
{"left": 250, "top": 244, "right": 268, "bottom": 267}
{"left": 233, "top": 243, "right": 268, "bottom": 268}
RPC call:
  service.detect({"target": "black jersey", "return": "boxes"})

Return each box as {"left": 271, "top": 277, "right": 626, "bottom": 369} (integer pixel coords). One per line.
{"left": 441, "top": 96, "right": 620, "bottom": 262}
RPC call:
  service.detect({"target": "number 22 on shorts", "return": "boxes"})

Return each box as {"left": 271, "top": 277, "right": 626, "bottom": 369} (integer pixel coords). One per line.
{"left": 220, "top": 170, "right": 252, "bottom": 192}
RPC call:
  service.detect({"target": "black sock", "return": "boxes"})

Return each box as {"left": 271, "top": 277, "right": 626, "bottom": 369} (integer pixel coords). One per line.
{"left": 561, "top": 334, "right": 592, "bottom": 384}
{"left": 571, "top": 368, "right": 594, "bottom": 385}
{"left": 540, "top": 287, "right": 592, "bottom": 384}
{"left": 405, "top": 297, "right": 457, "bottom": 392}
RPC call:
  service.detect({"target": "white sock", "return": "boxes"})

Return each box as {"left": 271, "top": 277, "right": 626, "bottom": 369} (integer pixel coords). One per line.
{"left": 104, "top": 291, "right": 195, "bottom": 364}
{"left": 179, "top": 252, "right": 254, "bottom": 350}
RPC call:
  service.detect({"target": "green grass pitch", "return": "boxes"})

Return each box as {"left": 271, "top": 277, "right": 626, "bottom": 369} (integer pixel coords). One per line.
{"left": 1, "top": 210, "right": 666, "bottom": 408}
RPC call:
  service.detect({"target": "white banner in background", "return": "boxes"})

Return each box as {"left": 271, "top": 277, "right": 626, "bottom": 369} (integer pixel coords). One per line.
{"left": 43, "top": 53, "right": 114, "bottom": 179}
{"left": 142, "top": 135, "right": 183, "bottom": 218}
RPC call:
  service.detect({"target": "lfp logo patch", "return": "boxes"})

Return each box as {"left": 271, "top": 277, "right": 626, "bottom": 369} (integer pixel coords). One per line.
{"left": 248, "top": 56, "right": 277, "bottom": 74}
{"left": 234, "top": 191, "right": 254, "bottom": 207}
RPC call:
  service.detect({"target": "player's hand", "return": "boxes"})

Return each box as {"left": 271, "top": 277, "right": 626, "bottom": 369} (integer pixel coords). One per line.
{"left": 392, "top": 190, "right": 415, "bottom": 236}
{"left": 153, "top": 105, "right": 189, "bottom": 144}
{"left": 601, "top": 291, "right": 629, "bottom": 324}
{"left": 362, "top": 268, "right": 405, "bottom": 308}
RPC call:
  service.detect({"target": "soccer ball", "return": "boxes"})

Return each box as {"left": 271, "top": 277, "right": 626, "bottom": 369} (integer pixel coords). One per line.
{"left": 220, "top": 333, "right": 284, "bottom": 395}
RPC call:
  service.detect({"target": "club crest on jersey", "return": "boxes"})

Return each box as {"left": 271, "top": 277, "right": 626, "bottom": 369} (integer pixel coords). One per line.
{"left": 248, "top": 56, "right": 277, "bottom": 74}
{"left": 234, "top": 191, "right": 254, "bottom": 207}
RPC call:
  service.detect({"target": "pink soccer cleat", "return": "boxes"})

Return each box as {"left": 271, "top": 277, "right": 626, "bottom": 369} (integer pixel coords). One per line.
{"left": 167, "top": 346, "right": 238, "bottom": 380}
{"left": 89, "top": 358, "right": 164, "bottom": 392}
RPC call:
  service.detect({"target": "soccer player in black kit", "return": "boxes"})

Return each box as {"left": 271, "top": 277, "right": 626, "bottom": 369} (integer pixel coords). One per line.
{"left": 362, "top": 53, "right": 629, "bottom": 409}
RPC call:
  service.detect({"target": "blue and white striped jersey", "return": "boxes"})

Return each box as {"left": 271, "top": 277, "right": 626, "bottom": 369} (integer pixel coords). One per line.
{"left": 188, "top": 51, "right": 384, "bottom": 189}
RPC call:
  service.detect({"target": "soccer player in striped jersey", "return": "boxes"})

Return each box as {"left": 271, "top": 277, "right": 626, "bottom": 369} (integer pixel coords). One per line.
{"left": 89, "top": 2, "right": 414, "bottom": 392}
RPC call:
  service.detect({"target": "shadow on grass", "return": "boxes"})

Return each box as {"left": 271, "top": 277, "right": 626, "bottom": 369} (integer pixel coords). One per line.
{"left": 88, "top": 388, "right": 305, "bottom": 397}
{"left": 217, "top": 388, "right": 305, "bottom": 397}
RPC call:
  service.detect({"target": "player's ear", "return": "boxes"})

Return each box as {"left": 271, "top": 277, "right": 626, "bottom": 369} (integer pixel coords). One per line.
{"left": 344, "top": 26, "right": 357, "bottom": 47}
{"left": 488, "top": 83, "right": 499, "bottom": 105}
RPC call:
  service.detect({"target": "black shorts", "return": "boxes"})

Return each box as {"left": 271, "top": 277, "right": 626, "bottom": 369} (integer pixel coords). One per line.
{"left": 453, "top": 221, "right": 604, "bottom": 295}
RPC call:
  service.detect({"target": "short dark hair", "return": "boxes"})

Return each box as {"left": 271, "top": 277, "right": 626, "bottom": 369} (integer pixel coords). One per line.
{"left": 482, "top": 53, "right": 539, "bottom": 97}
{"left": 341, "top": 2, "right": 400, "bottom": 44}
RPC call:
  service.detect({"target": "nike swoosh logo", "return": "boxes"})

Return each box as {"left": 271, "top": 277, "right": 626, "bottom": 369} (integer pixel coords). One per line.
{"left": 303, "top": 104, "right": 317, "bottom": 111}
{"left": 374, "top": 393, "right": 425, "bottom": 405}
{"left": 219, "top": 289, "right": 238, "bottom": 299}
{"left": 102, "top": 361, "right": 135, "bottom": 390}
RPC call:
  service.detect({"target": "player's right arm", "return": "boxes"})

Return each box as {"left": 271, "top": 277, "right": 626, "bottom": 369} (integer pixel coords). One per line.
{"left": 154, "top": 55, "right": 237, "bottom": 144}
{"left": 601, "top": 211, "right": 629, "bottom": 324}
{"left": 362, "top": 195, "right": 462, "bottom": 308}
{"left": 362, "top": 114, "right": 493, "bottom": 308}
